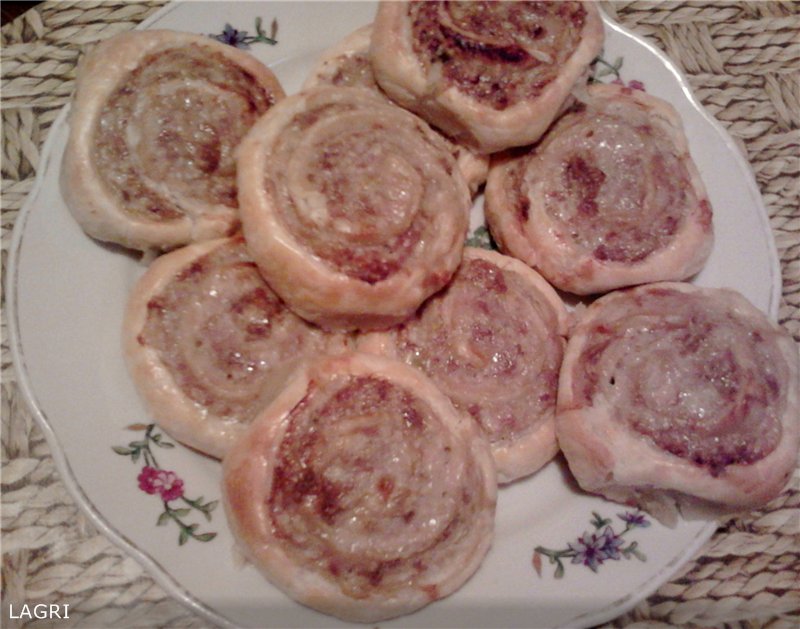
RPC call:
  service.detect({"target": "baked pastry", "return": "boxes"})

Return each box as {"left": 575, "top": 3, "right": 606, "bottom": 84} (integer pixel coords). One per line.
{"left": 301, "top": 24, "right": 381, "bottom": 91}
{"left": 485, "top": 83, "right": 714, "bottom": 295}
{"left": 557, "top": 282, "right": 800, "bottom": 525}
{"left": 122, "top": 236, "right": 348, "bottom": 458}
{"left": 222, "top": 352, "right": 497, "bottom": 622}
{"left": 237, "top": 86, "right": 471, "bottom": 331}
{"left": 359, "top": 248, "right": 569, "bottom": 482}
{"left": 61, "top": 30, "right": 284, "bottom": 251}
{"left": 302, "top": 23, "right": 488, "bottom": 194}
{"left": 371, "top": 0, "right": 604, "bottom": 153}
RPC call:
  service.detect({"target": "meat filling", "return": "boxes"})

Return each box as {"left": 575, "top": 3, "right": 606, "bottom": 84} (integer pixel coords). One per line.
{"left": 575, "top": 288, "right": 786, "bottom": 473}
{"left": 94, "top": 47, "right": 274, "bottom": 221}
{"left": 268, "top": 101, "right": 463, "bottom": 283}
{"left": 409, "top": 1, "right": 586, "bottom": 110}
{"left": 396, "top": 258, "right": 563, "bottom": 444}
{"left": 532, "top": 107, "right": 693, "bottom": 263}
{"left": 139, "top": 238, "right": 330, "bottom": 420}
{"left": 269, "top": 375, "right": 487, "bottom": 598}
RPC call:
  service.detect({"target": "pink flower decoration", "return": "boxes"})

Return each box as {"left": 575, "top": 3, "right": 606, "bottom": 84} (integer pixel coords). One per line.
{"left": 610, "top": 78, "right": 646, "bottom": 92}
{"left": 138, "top": 466, "right": 160, "bottom": 494}
{"left": 137, "top": 466, "right": 185, "bottom": 502}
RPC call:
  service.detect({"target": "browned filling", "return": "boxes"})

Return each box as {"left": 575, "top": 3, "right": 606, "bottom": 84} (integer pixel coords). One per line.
{"left": 269, "top": 100, "right": 463, "bottom": 283}
{"left": 396, "top": 258, "right": 563, "bottom": 444}
{"left": 529, "top": 105, "right": 692, "bottom": 263}
{"left": 139, "top": 238, "right": 326, "bottom": 420}
{"left": 269, "top": 375, "right": 484, "bottom": 597}
{"left": 576, "top": 290, "right": 785, "bottom": 474}
{"left": 94, "top": 46, "right": 274, "bottom": 221}
{"left": 409, "top": 1, "right": 586, "bottom": 109}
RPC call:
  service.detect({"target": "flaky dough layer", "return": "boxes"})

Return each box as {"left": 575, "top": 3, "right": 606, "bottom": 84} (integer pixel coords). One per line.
{"left": 302, "top": 23, "right": 488, "bottom": 194}
{"left": 123, "top": 237, "right": 348, "bottom": 458}
{"left": 371, "top": 1, "right": 604, "bottom": 153}
{"left": 485, "top": 83, "right": 713, "bottom": 295}
{"left": 359, "top": 248, "right": 569, "bottom": 483}
{"left": 557, "top": 282, "right": 800, "bottom": 525}
{"left": 62, "top": 30, "right": 284, "bottom": 251}
{"left": 222, "top": 352, "right": 496, "bottom": 622}
{"left": 237, "top": 86, "right": 471, "bottom": 331}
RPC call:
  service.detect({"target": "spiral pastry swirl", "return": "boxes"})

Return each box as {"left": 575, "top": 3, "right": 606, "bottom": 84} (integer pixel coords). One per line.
{"left": 61, "top": 30, "right": 284, "bottom": 251}
{"left": 222, "top": 352, "right": 496, "bottom": 622}
{"left": 302, "top": 24, "right": 488, "bottom": 194}
{"left": 485, "top": 83, "right": 714, "bottom": 295}
{"left": 237, "top": 86, "right": 471, "bottom": 331}
{"left": 371, "top": 1, "right": 604, "bottom": 153}
{"left": 557, "top": 283, "right": 800, "bottom": 523}
{"left": 360, "top": 248, "right": 568, "bottom": 482}
{"left": 123, "top": 237, "right": 348, "bottom": 458}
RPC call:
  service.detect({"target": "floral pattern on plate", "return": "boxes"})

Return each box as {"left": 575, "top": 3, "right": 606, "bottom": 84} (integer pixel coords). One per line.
{"left": 533, "top": 510, "right": 650, "bottom": 578}
{"left": 592, "top": 53, "right": 646, "bottom": 91}
{"left": 113, "top": 424, "right": 218, "bottom": 545}
{"left": 211, "top": 17, "right": 278, "bottom": 49}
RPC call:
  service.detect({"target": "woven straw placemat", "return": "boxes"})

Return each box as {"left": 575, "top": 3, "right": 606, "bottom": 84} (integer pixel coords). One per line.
{"left": 2, "top": 1, "right": 798, "bottom": 628}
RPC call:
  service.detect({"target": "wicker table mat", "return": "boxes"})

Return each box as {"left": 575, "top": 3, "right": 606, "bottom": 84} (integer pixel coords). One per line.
{"left": 2, "top": 1, "right": 798, "bottom": 627}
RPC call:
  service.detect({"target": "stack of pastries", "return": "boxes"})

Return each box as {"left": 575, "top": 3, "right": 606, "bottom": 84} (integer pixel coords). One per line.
{"left": 60, "top": 1, "right": 799, "bottom": 623}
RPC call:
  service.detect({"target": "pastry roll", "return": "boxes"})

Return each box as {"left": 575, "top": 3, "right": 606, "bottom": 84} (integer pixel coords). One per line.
{"left": 62, "top": 30, "right": 284, "bottom": 251}
{"left": 123, "top": 236, "right": 348, "bottom": 458}
{"left": 302, "top": 24, "right": 380, "bottom": 91}
{"left": 360, "top": 248, "right": 569, "bottom": 483}
{"left": 222, "top": 352, "right": 497, "bottom": 622}
{"left": 485, "top": 83, "right": 714, "bottom": 295}
{"left": 371, "top": 1, "right": 604, "bottom": 153}
{"left": 557, "top": 283, "right": 800, "bottom": 525}
{"left": 237, "top": 86, "right": 471, "bottom": 331}
{"left": 302, "top": 23, "right": 488, "bottom": 194}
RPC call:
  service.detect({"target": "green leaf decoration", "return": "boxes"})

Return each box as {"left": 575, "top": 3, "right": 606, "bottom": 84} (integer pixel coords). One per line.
{"left": 590, "top": 511, "right": 611, "bottom": 529}
{"left": 465, "top": 225, "right": 498, "bottom": 250}
{"left": 195, "top": 532, "right": 217, "bottom": 543}
{"left": 533, "top": 510, "right": 650, "bottom": 578}
{"left": 115, "top": 423, "right": 219, "bottom": 547}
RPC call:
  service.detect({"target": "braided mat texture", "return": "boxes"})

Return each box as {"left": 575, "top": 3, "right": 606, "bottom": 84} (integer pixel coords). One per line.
{"left": 2, "top": 2, "right": 798, "bottom": 627}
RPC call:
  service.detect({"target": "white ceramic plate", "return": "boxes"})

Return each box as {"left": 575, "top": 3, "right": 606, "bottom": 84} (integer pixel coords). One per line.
{"left": 8, "top": 2, "right": 781, "bottom": 628}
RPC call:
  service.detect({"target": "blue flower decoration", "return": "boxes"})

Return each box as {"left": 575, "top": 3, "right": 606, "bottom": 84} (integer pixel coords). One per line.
{"left": 209, "top": 17, "right": 278, "bottom": 50}
{"left": 534, "top": 510, "right": 650, "bottom": 578}
{"left": 618, "top": 510, "right": 651, "bottom": 528}
{"left": 213, "top": 23, "right": 249, "bottom": 49}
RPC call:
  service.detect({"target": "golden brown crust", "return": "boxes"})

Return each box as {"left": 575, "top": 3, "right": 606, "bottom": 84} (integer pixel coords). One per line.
{"left": 237, "top": 86, "right": 471, "bottom": 331}
{"left": 123, "top": 237, "right": 348, "bottom": 458}
{"left": 61, "top": 30, "right": 285, "bottom": 252}
{"left": 371, "top": 1, "right": 604, "bottom": 153}
{"left": 222, "top": 352, "right": 496, "bottom": 622}
{"left": 485, "top": 83, "right": 714, "bottom": 295}
{"left": 557, "top": 282, "right": 800, "bottom": 524}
